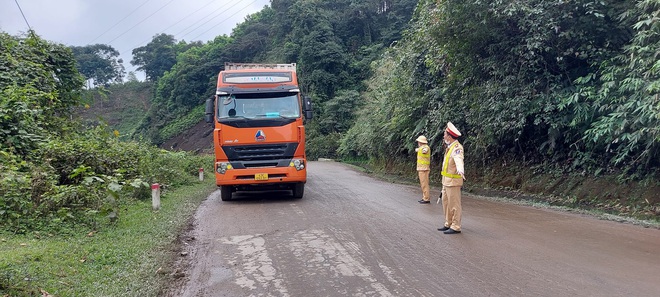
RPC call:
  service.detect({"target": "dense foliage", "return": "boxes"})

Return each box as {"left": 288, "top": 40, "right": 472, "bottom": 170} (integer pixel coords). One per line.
{"left": 567, "top": 0, "right": 660, "bottom": 176}
{"left": 70, "top": 44, "right": 125, "bottom": 87}
{"left": 0, "top": 32, "right": 206, "bottom": 234}
{"left": 84, "top": 0, "right": 657, "bottom": 179}
{"left": 131, "top": 33, "right": 202, "bottom": 81}
{"left": 133, "top": 0, "right": 418, "bottom": 155}
{"left": 340, "top": 0, "right": 658, "bottom": 177}
{"left": 131, "top": 35, "right": 230, "bottom": 143}
{"left": 0, "top": 31, "right": 84, "bottom": 157}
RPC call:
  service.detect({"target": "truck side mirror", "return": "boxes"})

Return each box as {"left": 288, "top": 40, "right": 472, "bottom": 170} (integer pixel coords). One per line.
{"left": 303, "top": 95, "right": 313, "bottom": 121}
{"left": 204, "top": 97, "right": 214, "bottom": 123}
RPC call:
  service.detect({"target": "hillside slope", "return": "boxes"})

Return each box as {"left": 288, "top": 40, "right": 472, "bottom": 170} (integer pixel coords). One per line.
{"left": 160, "top": 119, "right": 213, "bottom": 153}
{"left": 75, "top": 82, "right": 152, "bottom": 140}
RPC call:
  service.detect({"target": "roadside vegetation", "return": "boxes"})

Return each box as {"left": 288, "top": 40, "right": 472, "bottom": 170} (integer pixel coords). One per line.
{"left": 341, "top": 0, "right": 659, "bottom": 176}
{"left": 339, "top": 0, "right": 659, "bottom": 223}
{"left": 0, "top": 178, "right": 216, "bottom": 296}
{"left": 0, "top": 31, "right": 213, "bottom": 296}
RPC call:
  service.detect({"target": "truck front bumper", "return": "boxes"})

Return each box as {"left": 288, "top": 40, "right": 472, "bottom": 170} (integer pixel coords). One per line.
{"left": 214, "top": 165, "right": 307, "bottom": 187}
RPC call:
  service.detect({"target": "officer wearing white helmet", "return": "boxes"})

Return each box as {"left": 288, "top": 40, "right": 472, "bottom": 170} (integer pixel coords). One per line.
{"left": 437, "top": 122, "right": 465, "bottom": 234}
{"left": 415, "top": 135, "right": 431, "bottom": 204}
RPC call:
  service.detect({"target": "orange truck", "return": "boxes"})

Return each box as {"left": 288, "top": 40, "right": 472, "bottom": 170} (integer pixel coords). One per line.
{"left": 204, "top": 63, "right": 313, "bottom": 201}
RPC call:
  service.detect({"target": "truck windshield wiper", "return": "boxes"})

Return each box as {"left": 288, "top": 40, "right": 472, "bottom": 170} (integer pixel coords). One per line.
{"left": 219, "top": 116, "right": 248, "bottom": 121}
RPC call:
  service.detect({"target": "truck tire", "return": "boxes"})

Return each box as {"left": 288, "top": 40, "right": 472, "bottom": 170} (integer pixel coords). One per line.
{"left": 220, "top": 186, "right": 233, "bottom": 201}
{"left": 292, "top": 183, "right": 304, "bottom": 199}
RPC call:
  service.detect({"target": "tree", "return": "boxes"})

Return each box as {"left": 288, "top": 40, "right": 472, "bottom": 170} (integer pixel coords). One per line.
{"left": 132, "top": 36, "right": 232, "bottom": 143}
{"left": 568, "top": 0, "right": 660, "bottom": 172}
{"left": 130, "top": 0, "right": 418, "bottom": 154}
{"left": 320, "top": 89, "right": 362, "bottom": 134}
{"left": 126, "top": 71, "right": 138, "bottom": 82}
{"left": 227, "top": 8, "right": 277, "bottom": 62}
{"left": 417, "top": 0, "right": 635, "bottom": 163}
{"left": 0, "top": 31, "right": 84, "bottom": 155}
{"left": 70, "top": 44, "right": 125, "bottom": 87}
{"left": 131, "top": 34, "right": 179, "bottom": 81}
{"left": 340, "top": 0, "right": 645, "bottom": 174}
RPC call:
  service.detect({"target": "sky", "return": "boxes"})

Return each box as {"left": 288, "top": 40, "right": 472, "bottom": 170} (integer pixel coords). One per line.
{"left": 0, "top": 0, "right": 271, "bottom": 80}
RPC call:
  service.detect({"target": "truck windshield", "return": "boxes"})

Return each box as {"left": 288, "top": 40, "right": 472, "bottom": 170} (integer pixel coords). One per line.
{"left": 218, "top": 93, "right": 300, "bottom": 119}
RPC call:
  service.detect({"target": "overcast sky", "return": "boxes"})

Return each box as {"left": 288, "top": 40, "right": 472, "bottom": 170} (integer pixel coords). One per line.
{"left": 0, "top": 0, "right": 271, "bottom": 79}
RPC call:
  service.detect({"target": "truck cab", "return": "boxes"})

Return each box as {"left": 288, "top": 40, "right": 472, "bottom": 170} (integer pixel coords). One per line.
{"left": 205, "top": 63, "right": 312, "bottom": 201}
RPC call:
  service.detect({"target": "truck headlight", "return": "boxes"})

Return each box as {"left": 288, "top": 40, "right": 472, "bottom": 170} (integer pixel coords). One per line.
{"left": 289, "top": 159, "right": 305, "bottom": 171}
{"left": 216, "top": 162, "right": 232, "bottom": 174}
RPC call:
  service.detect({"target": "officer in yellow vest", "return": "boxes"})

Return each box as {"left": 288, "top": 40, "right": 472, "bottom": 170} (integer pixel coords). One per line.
{"left": 415, "top": 135, "right": 431, "bottom": 204}
{"left": 437, "top": 122, "right": 465, "bottom": 234}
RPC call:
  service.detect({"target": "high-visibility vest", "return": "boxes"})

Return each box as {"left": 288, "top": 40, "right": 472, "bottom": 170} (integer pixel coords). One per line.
{"left": 417, "top": 145, "right": 430, "bottom": 167}
{"left": 442, "top": 142, "right": 462, "bottom": 179}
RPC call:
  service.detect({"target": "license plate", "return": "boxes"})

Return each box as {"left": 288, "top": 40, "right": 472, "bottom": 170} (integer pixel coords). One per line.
{"left": 255, "top": 173, "right": 268, "bottom": 181}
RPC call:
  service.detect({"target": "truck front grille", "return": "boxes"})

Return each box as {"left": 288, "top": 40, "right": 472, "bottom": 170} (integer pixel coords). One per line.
{"left": 222, "top": 143, "right": 299, "bottom": 168}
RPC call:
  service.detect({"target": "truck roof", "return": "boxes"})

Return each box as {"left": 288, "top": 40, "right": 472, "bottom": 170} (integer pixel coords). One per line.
{"left": 224, "top": 62, "right": 296, "bottom": 72}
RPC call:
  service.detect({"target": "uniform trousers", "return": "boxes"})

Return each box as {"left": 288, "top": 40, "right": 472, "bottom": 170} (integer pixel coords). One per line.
{"left": 441, "top": 186, "right": 462, "bottom": 231}
{"left": 418, "top": 170, "right": 430, "bottom": 201}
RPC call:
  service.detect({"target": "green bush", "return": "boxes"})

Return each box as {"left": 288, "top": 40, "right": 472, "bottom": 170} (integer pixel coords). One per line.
{"left": 306, "top": 130, "right": 341, "bottom": 160}
{"left": 0, "top": 32, "right": 212, "bottom": 234}
{"left": 339, "top": 0, "right": 658, "bottom": 177}
{"left": 1, "top": 125, "right": 210, "bottom": 234}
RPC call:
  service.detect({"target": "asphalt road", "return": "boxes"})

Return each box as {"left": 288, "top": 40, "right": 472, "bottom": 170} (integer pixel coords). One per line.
{"left": 171, "top": 161, "right": 660, "bottom": 297}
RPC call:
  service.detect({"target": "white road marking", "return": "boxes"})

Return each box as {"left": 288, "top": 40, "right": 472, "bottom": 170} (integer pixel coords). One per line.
{"left": 289, "top": 229, "right": 395, "bottom": 296}
{"left": 220, "top": 230, "right": 397, "bottom": 296}
{"left": 290, "top": 204, "right": 305, "bottom": 216}
{"left": 220, "top": 235, "right": 290, "bottom": 297}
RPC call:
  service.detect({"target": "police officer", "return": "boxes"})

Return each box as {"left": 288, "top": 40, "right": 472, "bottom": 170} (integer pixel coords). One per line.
{"left": 415, "top": 135, "right": 431, "bottom": 204}
{"left": 437, "top": 122, "right": 465, "bottom": 234}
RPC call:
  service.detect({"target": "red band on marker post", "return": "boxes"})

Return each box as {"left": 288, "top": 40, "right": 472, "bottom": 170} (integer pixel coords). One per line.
{"left": 151, "top": 183, "right": 161, "bottom": 210}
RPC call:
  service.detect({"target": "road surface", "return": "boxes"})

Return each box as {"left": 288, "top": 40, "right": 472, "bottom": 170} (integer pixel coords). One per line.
{"left": 169, "top": 161, "right": 660, "bottom": 297}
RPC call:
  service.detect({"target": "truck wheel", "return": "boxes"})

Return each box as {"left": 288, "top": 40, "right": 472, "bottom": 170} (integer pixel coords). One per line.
{"left": 292, "top": 183, "right": 304, "bottom": 199}
{"left": 220, "top": 186, "right": 233, "bottom": 201}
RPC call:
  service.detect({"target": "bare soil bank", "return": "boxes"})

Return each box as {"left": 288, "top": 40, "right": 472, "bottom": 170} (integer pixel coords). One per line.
{"left": 160, "top": 120, "right": 213, "bottom": 154}
{"left": 467, "top": 163, "right": 659, "bottom": 223}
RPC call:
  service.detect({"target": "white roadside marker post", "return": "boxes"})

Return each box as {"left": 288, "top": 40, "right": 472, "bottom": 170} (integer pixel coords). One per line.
{"left": 199, "top": 167, "right": 204, "bottom": 181}
{"left": 152, "top": 183, "right": 161, "bottom": 211}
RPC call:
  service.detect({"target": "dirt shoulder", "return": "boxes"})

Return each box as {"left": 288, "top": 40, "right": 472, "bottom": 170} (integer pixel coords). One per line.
{"left": 350, "top": 161, "right": 659, "bottom": 228}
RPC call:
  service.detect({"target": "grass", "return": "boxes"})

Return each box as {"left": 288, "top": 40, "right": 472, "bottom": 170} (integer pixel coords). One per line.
{"left": 0, "top": 177, "right": 217, "bottom": 297}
